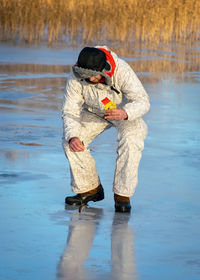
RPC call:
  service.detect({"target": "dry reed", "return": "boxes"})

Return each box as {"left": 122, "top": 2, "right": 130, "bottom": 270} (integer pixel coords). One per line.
{"left": 0, "top": 0, "right": 199, "bottom": 46}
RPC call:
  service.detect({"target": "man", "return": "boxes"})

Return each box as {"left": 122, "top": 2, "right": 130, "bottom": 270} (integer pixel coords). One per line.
{"left": 62, "top": 46, "right": 150, "bottom": 213}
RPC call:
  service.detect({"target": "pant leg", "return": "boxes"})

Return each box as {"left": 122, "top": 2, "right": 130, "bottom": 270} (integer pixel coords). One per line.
{"left": 113, "top": 118, "right": 148, "bottom": 197}
{"left": 62, "top": 111, "right": 110, "bottom": 193}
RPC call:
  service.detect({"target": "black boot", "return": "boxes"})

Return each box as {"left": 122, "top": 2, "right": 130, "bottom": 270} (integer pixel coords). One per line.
{"left": 114, "top": 194, "right": 131, "bottom": 213}
{"left": 65, "top": 184, "right": 104, "bottom": 206}
{"left": 115, "top": 201, "right": 131, "bottom": 213}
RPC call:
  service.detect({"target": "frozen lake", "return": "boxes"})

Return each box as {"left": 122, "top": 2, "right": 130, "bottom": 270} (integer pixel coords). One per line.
{"left": 0, "top": 43, "right": 200, "bottom": 280}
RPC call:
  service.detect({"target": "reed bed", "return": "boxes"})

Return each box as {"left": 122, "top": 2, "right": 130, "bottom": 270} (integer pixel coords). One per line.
{"left": 0, "top": 0, "right": 199, "bottom": 46}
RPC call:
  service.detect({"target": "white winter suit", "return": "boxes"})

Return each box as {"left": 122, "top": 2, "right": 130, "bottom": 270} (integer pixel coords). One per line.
{"left": 62, "top": 47, "right": 150, "bottom": 197}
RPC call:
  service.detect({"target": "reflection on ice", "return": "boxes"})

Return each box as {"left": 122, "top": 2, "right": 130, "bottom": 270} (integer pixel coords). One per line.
{"left": 57, "top": 208, "right": 137, "bottom": 280}
{"left": 57, "top": 208, "right": 103, "bottom": 280}
{"left": 111, "top": 213, "right": 137, "bottom": 280}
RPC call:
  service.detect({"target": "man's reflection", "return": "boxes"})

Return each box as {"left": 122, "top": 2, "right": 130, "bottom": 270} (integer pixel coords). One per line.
{"left": 57, "top": 208, "right": 137, "bottom": 280}
{"left": 57, "top": 207, "right": 103, "bottom": 280}
{"left": 111, "top": 213, "right": 137, "bottom": 280}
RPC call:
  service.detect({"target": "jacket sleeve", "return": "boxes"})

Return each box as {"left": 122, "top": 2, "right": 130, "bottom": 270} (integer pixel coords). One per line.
{"left": 116, "top": 60, "right": 150, "bottom": 121}
{"left": 62, "top": 75, "right": 84, "bottom": 142}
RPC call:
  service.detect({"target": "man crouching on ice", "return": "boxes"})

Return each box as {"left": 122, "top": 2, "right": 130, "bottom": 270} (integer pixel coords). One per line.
{"left": 62, "top": 46, "right": 150, "bottom": 213}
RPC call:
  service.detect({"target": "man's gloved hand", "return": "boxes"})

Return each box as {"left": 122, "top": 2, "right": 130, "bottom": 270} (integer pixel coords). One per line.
{"left": 69, "top": 137, "right": 85, "bottom": 152}
{"left": 104, "top": 109, "right": 128, "bottom": 120}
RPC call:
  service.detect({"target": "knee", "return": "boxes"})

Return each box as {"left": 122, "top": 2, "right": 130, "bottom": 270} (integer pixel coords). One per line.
{"left": 118, "top": 133, "right": 145, "bottom": 151}
{"left": 118, "top": 120, "right": 147, "bottom": 151}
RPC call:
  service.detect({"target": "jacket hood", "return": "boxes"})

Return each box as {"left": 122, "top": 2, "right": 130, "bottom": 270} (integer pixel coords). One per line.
{"left": 72, "top": 46, "right": 116, "bottom": 86}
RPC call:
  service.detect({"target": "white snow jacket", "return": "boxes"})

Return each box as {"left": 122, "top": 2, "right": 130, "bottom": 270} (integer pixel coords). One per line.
{"left": 62, "top": 47, "right": 150, "bottom": 142}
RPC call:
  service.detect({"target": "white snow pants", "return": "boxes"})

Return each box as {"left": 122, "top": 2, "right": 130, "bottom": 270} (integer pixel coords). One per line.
{"left": 62, "top": 110, "right": 147, "bottom": 197}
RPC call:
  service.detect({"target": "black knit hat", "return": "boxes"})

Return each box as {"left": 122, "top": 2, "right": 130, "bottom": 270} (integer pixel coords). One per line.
{"left": 73, "top": 47, "right": 114, "bottom": 85}
{"left": 77, "top": 47, "right": 106, "bottom": 71}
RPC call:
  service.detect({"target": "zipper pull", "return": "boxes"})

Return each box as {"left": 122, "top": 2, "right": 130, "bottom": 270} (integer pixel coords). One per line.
{"left": 110, "top": 86, "right": 120, "bottom": 94}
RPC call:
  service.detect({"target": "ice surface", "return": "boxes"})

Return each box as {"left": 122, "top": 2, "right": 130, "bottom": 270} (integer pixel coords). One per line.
{"left": 0, "top": 44, "right": 200, "bottom": 280}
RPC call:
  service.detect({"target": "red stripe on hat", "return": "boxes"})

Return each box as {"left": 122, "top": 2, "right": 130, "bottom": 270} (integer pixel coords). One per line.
{"left": 97, "top": 48, "right": 116, "bottom": 78}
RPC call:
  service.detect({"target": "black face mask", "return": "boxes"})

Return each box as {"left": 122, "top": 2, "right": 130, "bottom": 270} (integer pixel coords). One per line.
{"left": 85, "top": 78, "right": 95, "bottom": 84}
{"left": 84, "top": 78, "right": 106, "bottom": 85}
